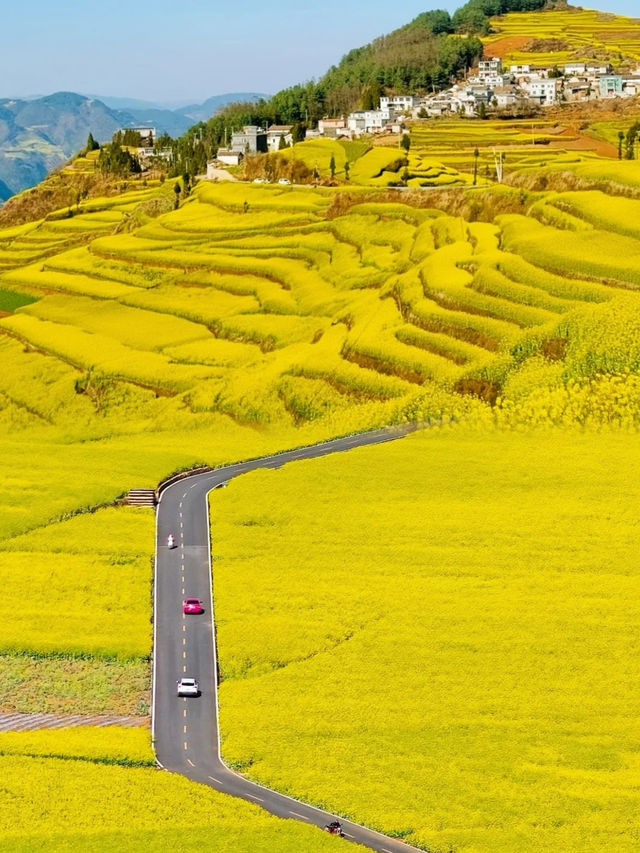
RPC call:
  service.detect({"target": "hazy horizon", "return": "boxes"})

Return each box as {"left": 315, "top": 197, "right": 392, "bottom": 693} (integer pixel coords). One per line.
{"left": 3, "top": 0, "right": 638, "bottom": 103}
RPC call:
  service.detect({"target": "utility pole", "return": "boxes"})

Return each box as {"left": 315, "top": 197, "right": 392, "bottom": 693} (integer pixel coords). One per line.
{"left": 492, "top": 148, "right": 504, "bottom": 183}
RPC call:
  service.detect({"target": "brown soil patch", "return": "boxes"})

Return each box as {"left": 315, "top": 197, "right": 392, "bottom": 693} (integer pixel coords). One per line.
{"left": 549, "top": 125, "right": 618, "bottom": 157}
{"left": 483, "top": 36, "right": 531, "bottom": 59}
{"left": 597, "top": 30, "right": 640, "bottom": 39}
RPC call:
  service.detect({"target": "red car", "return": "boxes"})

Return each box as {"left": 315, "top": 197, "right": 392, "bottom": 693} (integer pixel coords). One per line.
{"left": 182, "top": 598, "right": 204, "bottom": 615}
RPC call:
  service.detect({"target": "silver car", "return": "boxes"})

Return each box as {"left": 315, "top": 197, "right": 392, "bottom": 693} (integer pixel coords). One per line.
{"left": 177, "top": 677, "right": 200, "bottom": 697}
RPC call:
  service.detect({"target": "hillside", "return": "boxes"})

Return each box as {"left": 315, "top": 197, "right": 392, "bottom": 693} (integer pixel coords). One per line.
{"left": 484, "top": 5, "right": 640, "bottom": 67}
{"left": 0, "top": 92, "right": 266, "bottom": 201}
{"left": 2, "top": 134, "right": 640, "bottom": 849}
{"left": 2, "top": 4, "right": 640, "bottom": 848}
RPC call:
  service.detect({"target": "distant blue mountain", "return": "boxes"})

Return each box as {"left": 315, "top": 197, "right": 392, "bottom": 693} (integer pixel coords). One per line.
{"left": 179, "top": 93, "right": 270, "bottom": 122}
{"left": 0, "top": 91, "right": 270, "bottom": 201}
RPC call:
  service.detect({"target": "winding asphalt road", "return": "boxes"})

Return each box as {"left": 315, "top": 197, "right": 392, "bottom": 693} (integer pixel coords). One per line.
{"left": 152, "top": 427, "right": 423, "bottom": 852}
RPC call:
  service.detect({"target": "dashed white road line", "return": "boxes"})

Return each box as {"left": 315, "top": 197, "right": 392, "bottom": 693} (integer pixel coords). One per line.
{"left": 208, "top": 776, "right": 223, "bottom": 784}
{"left": 183, "top": 725, "right": 187, "bottom": 734}
{"left": 289, "top": 811, "right": 310, "bottom": 821}
{"left": 187, "top": 759, "right": 195, "bottom": 767}
{"left": 247, "top": 793, "right": 265, "bottom": 803}
{"left": 183, "top": 742, "right": 188, "bottom": 750}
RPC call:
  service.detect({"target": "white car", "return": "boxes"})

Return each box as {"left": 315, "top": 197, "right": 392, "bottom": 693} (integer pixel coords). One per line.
{"left": 253, "top": 177, "right": 267, "bottom": 183}
{"left": 177, "top": 677, "right": 200, "bottom": 697}
{"left": 278, "top": 178, "right": 291, "bottom": 185}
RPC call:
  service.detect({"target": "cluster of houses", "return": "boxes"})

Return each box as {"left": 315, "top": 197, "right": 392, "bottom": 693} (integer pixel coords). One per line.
{"left": 413, "top": 58, "right": 640, "bottom": 120}
{"left": 214, "top": 125, "right": 294, "bottom": 168}
{"left": 312, "top": 59, "right": 640, "bottom": 136}
{"left": 332, "top": 59, "right": 640, "bottom": 131}
{"left": 120, "top": 126, "right": 173, "bottom": 169}
{"left": 203, "top": 56, "right": 640, "bottom": 172}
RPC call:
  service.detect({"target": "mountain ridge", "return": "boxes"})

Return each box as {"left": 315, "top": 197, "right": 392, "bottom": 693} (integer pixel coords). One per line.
{"left": 0, "top": 91, "right": 270, "bottom": 201}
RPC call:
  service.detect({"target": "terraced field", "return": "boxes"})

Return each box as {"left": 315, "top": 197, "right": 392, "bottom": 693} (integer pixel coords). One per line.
{"left": 4, "top": 168, "right": 640, "bottom": 437}
{"left": 2, "top": 139, "right": 640, "bottom": 849}
{"left": 283, "top": 138, "right": 475, "bottom": 187}
{"left": 484, "top": 7, "right": 640, "bottom": 67}
{"left": 409, "top": 119, "right": 603, "bottom": 181}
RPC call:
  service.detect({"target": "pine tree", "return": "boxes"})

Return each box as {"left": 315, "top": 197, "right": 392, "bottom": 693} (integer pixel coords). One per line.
{"left": 85, "top": 133, "right": 99, "bottom": 154}
{"left": 329, "top": 155, "right": 336, "bottom": 179}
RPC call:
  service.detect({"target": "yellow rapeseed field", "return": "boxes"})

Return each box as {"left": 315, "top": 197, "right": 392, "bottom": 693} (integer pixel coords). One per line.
{"left": 1, "top": 135, "right": 640, "bottom": 849}
{"left": 0, "top": 729, "right": 352, "bottom": 852}
{"left": 211, "top": 429, "right": 640, "bottom": 853}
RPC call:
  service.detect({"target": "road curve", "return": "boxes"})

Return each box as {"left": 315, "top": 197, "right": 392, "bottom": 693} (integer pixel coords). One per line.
{"left": 153, "top": 426, "right": 423, "bottom": 853}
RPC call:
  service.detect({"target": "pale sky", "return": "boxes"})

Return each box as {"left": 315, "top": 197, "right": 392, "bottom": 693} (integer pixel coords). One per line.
{"left": 2, "top": 0, "right": 637, "bottom": 103}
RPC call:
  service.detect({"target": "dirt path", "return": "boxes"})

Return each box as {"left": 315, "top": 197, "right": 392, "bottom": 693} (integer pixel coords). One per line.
{"left": 205, "top": 167, "right": 238, "bottom": 182}
{"left": 0, "top": 712, "right": 149, "bottom": 731}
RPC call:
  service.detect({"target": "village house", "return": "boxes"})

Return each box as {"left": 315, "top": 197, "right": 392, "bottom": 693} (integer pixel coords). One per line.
{"left": 477, "top": 57, "right": 502, "bottom": 79}
{"left": 136, "top": 146, "right": 172, "bottom": 170}
{"left": 211, "top": 149, "right": 243, "bottom": 168}
{"left": 469, "top": 71, "right": 511, "bottom": 88}
{"left": 563, "top": 76, "right": 593, "bottom": 101}
{"left": 623, "top": 77, "right": 640, "bottom": 96}
{"left": 586, "top": 63, "right": 611, "bottom": 75}
{"left": 231, "top": 125, "right": 267, "bottom": 154}
{"left": 380, "top": 95, "right": 416, "bottom": 114}
{"left": 509, "top": 64, "right": 531, "bottom": 75}
{"left": 492, "top": 86, "right": 520, "bottom": 109}
{"left": 564, "top": 62, "right": 586, "bottom": 76}
{"left": 599, "top": 75, "right": 624, "bottom": 97}
{"left": 266, "top": 125, "right": 293, "bottom": 151}
{"left": 522, "top": 77, "right": 558, "bottom": 105}
{"left": 318, "top": 116, "right": 347, "bottom": 137}
{"left": 347, "top": 106, "right": 396, "bottom": 135}
{"left": 421, "top": 94, "right": 454, "bottom": 117}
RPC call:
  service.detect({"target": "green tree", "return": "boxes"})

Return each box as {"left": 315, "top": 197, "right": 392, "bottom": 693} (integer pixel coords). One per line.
{"left": 361, "top": 81, "right": 381, "bottom": 111}
{"left": 173, "top": 182, "right": 181, "bottom": 209}
{"left": 618, "top": 130, "right": 625, "bottom": 160}
{"left": 291, "top": 122, "right": 307, "bottom": 143}
{"left": 85, "top": 133, "right": 99, "bottom": 154}
{"left": 401, "top": 133, "right": 411, "bottom": 153}
{"left": 473, "top": 147, "right": 479, "bottom": 185}
{"left": 344, "top": 161, "right": 350, "bottom": 181}
{"left": 625, "top": 123, "right": 640, "bottom": 159}
{"left": 329, "top": 155, "right": 336, "bottom": 179}
{"left": 97, "top": 141, "right": 141, "bottom": 177}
